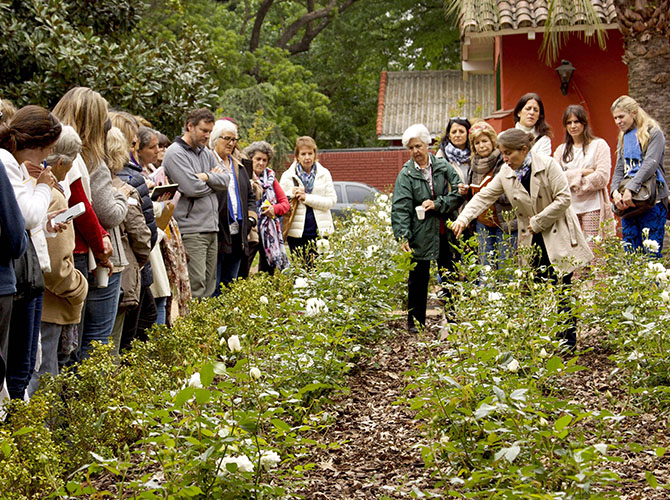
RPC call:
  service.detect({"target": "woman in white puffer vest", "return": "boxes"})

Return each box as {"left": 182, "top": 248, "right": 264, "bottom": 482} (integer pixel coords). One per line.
{"left": 279, "top": 136, "right": 337, "bottom": 258}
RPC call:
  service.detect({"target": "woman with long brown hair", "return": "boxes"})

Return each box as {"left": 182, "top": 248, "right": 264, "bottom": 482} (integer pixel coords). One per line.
{"left": 553, "top": 105, "right": 614, "bottom": 248}
{"left": 0, "top": 105, "right": 63, "bottom": 399}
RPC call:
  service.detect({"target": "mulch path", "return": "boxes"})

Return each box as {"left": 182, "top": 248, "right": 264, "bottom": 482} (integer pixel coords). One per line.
{"left": 296, "top": 303, "right": 670, "bottom": 498}
{"left": 294, "top": 317, "right": 440, "bottom": 499}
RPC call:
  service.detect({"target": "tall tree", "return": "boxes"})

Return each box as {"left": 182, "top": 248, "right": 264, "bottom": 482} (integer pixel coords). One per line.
{"left": 445, "top": 0, "right": 670, "bottom": 166}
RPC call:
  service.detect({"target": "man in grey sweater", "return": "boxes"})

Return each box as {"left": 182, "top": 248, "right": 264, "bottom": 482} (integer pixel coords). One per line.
{"left": 164, "top": 108, "right": 229, "bottom": 298}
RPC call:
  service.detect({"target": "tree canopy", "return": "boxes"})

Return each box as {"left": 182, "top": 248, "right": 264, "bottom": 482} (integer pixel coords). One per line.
{"left": 0, "top": 0, "right": 460, "bottom": 155}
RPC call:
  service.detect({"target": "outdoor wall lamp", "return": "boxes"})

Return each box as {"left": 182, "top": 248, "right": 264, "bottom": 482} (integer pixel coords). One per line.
{"left": 556, "top": 59, "right": 576, "bottom": 95}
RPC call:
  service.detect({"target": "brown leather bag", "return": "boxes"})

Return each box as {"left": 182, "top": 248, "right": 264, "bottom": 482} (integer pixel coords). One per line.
{"left": 282, "top": 177, "right": 301, "bottom": 239}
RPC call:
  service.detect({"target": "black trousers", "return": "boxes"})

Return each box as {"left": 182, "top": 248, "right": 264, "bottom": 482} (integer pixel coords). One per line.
{"left": 532, "top": 234, "right": 576, "bottom": 347}
{"left": 408, "top": 259, "right": 431, "bottom": 329}
{"left": 120, "top": 286, "right": 157, "bottom": 351}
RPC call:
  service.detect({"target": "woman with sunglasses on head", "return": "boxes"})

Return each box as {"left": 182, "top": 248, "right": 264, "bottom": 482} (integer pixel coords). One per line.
{"left": 513, "top": 93, "right": 553, "bottom": 157}
{"left": 553, "top": 105, "right": 614, "bottom": 248}
{"left": 437, "top": 117, "right": 472, "bottom": 187}
{"left": 435, "top": 117, "right": 472, "bottom": 289}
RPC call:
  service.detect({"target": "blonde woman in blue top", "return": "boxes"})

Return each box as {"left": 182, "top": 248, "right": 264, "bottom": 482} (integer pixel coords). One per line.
{"left": 610, "top": 95, "right": 667, "bottom": 257}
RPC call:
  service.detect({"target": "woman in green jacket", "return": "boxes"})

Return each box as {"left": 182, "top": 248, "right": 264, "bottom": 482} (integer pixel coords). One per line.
{"left": 391, "top": 124, "right": 463, "bottom": 332}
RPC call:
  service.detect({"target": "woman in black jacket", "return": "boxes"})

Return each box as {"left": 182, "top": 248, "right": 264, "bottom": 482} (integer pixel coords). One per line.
{"left": 209, "top": 119, "right": 257, "bottom": 293}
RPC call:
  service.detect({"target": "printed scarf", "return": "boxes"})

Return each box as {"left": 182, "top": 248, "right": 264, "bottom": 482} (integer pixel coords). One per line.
{"left": 296, "top": 162, "right": 317, "bottom": 194}
{"left": 257, "top": 168, "right": 289, "bottom": 270}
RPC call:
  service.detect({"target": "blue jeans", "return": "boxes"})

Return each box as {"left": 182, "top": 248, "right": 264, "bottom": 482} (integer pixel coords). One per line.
{"left": 475, "top": 222, "right": 518, "bottom": 268}
{"left": 7, "top": 293, "right": 43, "bottom": 399}
{"left": 155, "top": 296, "right": 167, "bottom": 325}
{"left": 79, "top": 271, "right": 122, "bottom": 360}
{"left": 621, "top": 202, "right": 667, "bottom": 258}
{"left": 27, "top": 321, "right": 62, "bottom": 397}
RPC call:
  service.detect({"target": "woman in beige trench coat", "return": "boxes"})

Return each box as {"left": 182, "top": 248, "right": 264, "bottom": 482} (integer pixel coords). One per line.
{"left": 452, "top": 128, "right": 593, "bottom": 348}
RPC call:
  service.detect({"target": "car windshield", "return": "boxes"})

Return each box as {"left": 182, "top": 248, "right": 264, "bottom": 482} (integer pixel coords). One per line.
{"left": 346, "top": 185, "right": 375, "bottom": 204}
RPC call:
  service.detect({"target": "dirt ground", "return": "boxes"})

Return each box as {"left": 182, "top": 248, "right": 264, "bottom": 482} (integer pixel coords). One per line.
{"left": 295, "top": 302, "right": 670, "bottom": 499}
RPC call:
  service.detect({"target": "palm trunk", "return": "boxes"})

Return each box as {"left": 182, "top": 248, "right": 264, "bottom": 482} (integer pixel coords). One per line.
{"left": 624, "top": 30, "right": 670, "bottom": 176}
{"left": 615, "top": 0, "right": 670, "bottom": 175}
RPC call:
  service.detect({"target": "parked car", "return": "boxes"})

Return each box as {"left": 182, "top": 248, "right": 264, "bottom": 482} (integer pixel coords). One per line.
{"left": 332, "top": 181, "right": 379, "bottom": 218}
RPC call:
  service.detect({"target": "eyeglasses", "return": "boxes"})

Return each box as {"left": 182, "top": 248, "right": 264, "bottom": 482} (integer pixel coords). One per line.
{"left": 221, "top": 136, "right": 239, "bottom": 143}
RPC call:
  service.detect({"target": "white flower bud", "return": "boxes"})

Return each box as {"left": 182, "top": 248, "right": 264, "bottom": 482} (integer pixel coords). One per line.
{"left": 227, "top": 335, "right": 242, "bottom": 353}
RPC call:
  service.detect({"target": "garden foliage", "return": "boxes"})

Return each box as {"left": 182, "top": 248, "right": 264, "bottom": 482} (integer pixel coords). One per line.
{"left": 404, "top": 234, "right": 670, "bottom": 497}
{"left": 0, "top": 194, "right": 410, "bottom": 499}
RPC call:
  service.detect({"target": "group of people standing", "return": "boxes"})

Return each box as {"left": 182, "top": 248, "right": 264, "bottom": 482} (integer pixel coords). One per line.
{"left": 392, "top": 93, "right": 667, "bottom": 349}
{"left": 0, "top": 89, "right": 338, "bottom": 404}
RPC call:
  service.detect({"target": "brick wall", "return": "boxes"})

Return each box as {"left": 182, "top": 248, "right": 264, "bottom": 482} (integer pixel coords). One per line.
{"left": 312, "top": 148, "right": 411, "bottom": 192}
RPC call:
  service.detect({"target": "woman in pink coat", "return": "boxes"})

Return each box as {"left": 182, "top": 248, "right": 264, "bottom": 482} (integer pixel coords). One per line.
{"left": 553, "top": 105, "right": 615, "bottom": 248}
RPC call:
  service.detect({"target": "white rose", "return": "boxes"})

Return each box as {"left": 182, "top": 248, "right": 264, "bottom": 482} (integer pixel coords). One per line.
{"left": 217, "top": 455, "right": 254, "bottom": 475}
{"left": 236, "top": 455, "right": 254, "bottom": 473}
{"left": 643, "top": 239, "right": 660, "bottom": 253}
{"left": 227, "top": 335, "right": 242, "bottom": 353}
{"left": 316, "top": 239, "right": 330, "bottom": 254}
{"left": 249, "top": 367, "right": 261, "bottom": 379}
{"left": 305, "top": 297, "right": 328, "bottom": 316}
{"left": 364, "top": 245, "right": 380, "bottom": 259}
{"left": 662, "top": 290, "right": 670, "bottom": 303}
{"left": 514, "top": 269, "right": 524, "bottom": 278}
{"left": 378, "top": 194, "right": 389, "bottom": 203}
{"left": 294, "top": 277, "right": 309, "bottom": 289}
{"left": 488, "top": 291, "right": 503, "bottom": 303}
{"left": 507, "top": 359, "right": 520, "bottom": 373}
{"left": 259, "top": 295, "right": 269, "bottom": 305}
{"left": 470, "top": 289, "right": 478, "bottom": 297}
{"left": 260, "top": 450, "right": 281, "bottom": 470}
{"left": 539, "top": 348, "right": 549, "bottom": 359}
{"left": 188, "top": 373, "right": 202, "bottom": 388}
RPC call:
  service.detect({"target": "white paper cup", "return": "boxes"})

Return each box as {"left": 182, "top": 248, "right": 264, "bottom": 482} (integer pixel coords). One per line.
{"left": 415, "top": 205, "right": 426, "bottom": 220}
{"left": 95, "top": 267, "right": 109, "bottom": 288}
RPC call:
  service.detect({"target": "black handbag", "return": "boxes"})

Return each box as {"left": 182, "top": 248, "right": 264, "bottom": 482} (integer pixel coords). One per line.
{"left": 13, "top": 236, "right": 45, "bottom": 300}
{"left": 612, "top": 175, "right": 657, "bottom": 219}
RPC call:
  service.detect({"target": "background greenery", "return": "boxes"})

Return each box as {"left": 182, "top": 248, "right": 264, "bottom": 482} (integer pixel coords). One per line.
{"left": 0, "top": 0, "right": 460, "bottom": 155}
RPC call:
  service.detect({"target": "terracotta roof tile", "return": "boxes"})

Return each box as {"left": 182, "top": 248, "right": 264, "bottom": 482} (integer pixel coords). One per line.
{"left": 462, "top": 0, "right": 617, "bottom": 35}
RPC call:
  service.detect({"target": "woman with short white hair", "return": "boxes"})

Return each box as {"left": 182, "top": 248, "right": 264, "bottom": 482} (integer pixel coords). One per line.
{"left": 391, "top": 124, "right": 463, "bottom": 332}
{"left": 209, "top": 119, "right": 257, "bottom": 292}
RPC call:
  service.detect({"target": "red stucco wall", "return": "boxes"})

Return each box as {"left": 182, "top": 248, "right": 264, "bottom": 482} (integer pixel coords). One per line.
{"left": 499, "top": 30, "right": 628, "bottom": 164}
{"left": 288, "top": 149, "right": 411, "bottom": 193}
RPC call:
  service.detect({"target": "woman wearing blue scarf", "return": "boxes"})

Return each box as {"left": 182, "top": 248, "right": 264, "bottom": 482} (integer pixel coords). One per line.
{"left": 452, "top": 129, "right": 593, "bottom": 349}
{"left": 279, "top": 136, "right": 337, "bottom": 259}
{"left": 210, "top": 119, "right": 258, "bottom": 292}
{"left": 611, "top": 95, "right": 668, "bottom": 257}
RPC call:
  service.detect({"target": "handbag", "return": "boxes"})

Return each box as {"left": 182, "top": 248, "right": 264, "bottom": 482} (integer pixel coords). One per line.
{"left": 13, "top": 236, "right": 45, "bottom": 300}
{"left": 612, "top": 174, "right": 657, "bottom": 219}
{"left": 282, "top": 177, "right": 301, "bottom": 240}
